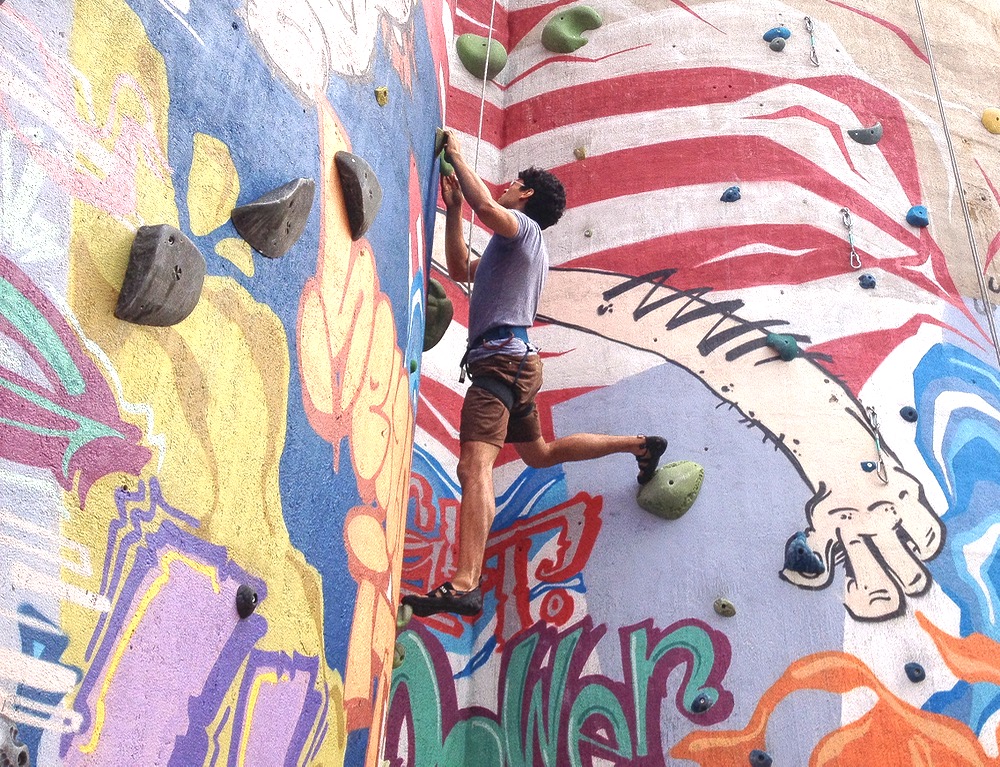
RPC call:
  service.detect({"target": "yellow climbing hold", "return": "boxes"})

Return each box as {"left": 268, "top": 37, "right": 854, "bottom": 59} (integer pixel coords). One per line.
{"left": 187, "top": 132, "right": 241, "bottom": 236}
{"left": 983, "top": 108, "right": 1000, "bottom": 135}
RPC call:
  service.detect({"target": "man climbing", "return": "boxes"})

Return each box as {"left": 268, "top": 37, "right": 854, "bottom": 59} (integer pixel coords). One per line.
{"left": 403, "top": 131, "right": 667, "bottom": 617}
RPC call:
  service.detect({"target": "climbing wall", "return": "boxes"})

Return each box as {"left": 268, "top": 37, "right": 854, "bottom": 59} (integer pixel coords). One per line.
{"left": 392, "top": 0, "right": 1000, "bottom": 764}
{"left": 0, "top": 0, "right": 445, "bottom": 764}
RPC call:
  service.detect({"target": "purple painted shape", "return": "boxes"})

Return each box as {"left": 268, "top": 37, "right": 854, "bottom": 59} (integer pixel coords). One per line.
{"left": 208, "top": 707, "right": 231, "bottom": 767}
{"left": 227, "top": 650, "right": 323, "bottom": 767}
{"left": 0, "top": 253, "right": 150, "bottom": 503}
{"left": 62, "top": 521, "right": 266, "bottom": 763}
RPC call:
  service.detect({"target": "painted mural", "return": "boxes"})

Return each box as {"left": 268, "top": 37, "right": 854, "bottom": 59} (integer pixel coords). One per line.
{"left": 0, "top": 0, "right": 444, "bottom": 763}
{"left": 391, "top": 0, "right": 1000, "bottom": 765}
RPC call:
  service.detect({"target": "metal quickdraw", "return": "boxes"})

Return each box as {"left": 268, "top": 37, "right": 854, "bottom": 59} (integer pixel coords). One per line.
{"left": 841, "top": 208, "right": 862, "bottom": 269}
{"left": 805, "top": 16, "right": 819, "bottom": 67}
{"left": 864, "top": 405, "right": 890, "bottom": 485}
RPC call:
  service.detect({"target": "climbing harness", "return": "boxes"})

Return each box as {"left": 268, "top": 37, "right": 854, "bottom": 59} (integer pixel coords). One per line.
{"left": 864, "top": 405, "right": 890, "bottom": 484}
{"left": 804, "top": 17, "right": 819, "bottom": 67}
{"left": 913, "top": 0, "right": 1000, "bottom": 367}
{"left": 841, "top": 208, "right": 862, "bottom": 270}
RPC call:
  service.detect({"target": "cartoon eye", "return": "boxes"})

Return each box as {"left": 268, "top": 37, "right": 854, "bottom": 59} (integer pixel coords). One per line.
{"left": 861, "top": 461, "right": 877, "bottom": 472}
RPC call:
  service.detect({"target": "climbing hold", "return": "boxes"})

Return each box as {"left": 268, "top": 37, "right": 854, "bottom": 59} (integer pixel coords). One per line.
{"left": 335, "top": 152, "right": 383, "bottom": 240}
{"left": 763, "top": 26, "right": 791, "bottom": 42}
{"left": 721, "top": 186, "right": 741, "bottom": 202}
{"left": 713, "top": 598, "right": 736, "bottom": 618}
{"left": 230, "top": 178, "right": 316, "bottom": 258}
{"left": 636, "top": 460, "right": 704, "bottom": 520}
{"left": 769, "top": 37, "right": 785, "bottom": 52}
{"left": 397, "top": 603, "right": 414, "bottom": 631}
{"left": 584, "top": 228, "right": 593, "bottom": 238}
{"left": 393, "top": 641, "right": 406, "bottom": 669}
{"left": 861, "top": 461, "right": 877, "bottom": 472}
{"left": 784, "top": 532, "right": 825, "bottom": 575}
{"left": 749, "top": 750, "right": 773, "bottom": 767}
{"left": 424, "top": 278, "right": 453, "bottom": 351}
{"left": 375, "top": 86, "right": 389, "bottom": 106}
{"left": 848, "top": 122, "right": 883, "bottom": 145}
{"left": 905, "top": 662, "right": 926, "bottom": 682}
{"left": 541, "top": 5, "right": 603, "bottom": 53}
{"left": 900, "top": 406, "right": 918, "bottom": 423}
{"left": 691, "top": 693, "right": 713, "bottom": 714}
{"left": 906, "top": 205, "right": 929, "bottom": 228}
{"left": 235, "top": 584, "right": 258, "bottom": 619}
{"left": 434, "top": 128, "right": 448, "bottom": 156}
{"left": 765, "top": 333, "right": 800, "bottom": 361}
{"left": 439, "top": 153, "right": 454, "bottom": 177}
{"left": 409, "top": 359, "right": 417, "bottom": 373}
{"left": 456, "top": 34, "right": 508, "bottom": 80}
{"left": 983, "top": 109, "right": 1000, "bottom": 135}
{"left": 0, "top": 716, "right": 29, "bottom": 767}
{"left": 115, "top": 224, "right": 206, "bottom": 327}
{"left": 859, "top": 274, "right": 876, "bottom": 289}
{"left": 574, "top": 147, "right": 587, "bottom": 161}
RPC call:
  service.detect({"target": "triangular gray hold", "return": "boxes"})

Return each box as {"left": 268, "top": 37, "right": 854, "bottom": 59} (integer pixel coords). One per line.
{"left": 230, "top": 178, "right": 315, "bottom": 258}
{"left": 335, "top": 151, "right": 382, "bottom": 240}
{"left": 115, "top": 224, "right": 206, "bottom": 326}
{"left": 847, "top": 122, "right": 883, "bottom": 145}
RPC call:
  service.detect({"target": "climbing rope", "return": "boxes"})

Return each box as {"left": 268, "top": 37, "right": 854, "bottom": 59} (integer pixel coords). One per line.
{"left": 805, "top": 17, "right": 819, "bottom": 67}
{"left": 913, "top": 0, "right": 1000, "bottom": 367}
{"left": 841, "top": 208, "right": 862, "bottom": 269}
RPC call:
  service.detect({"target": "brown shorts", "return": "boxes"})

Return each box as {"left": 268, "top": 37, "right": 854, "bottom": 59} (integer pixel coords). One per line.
{"left": 460, "top": 353, "right": 543, "bottom": 447}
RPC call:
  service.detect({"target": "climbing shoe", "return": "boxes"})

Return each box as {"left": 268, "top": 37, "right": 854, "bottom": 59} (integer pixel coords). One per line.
{"left": 402, "top": 581, "right": 483, "bottom": 618}
{"left": 636, "top": 435, "right": 668, "bottom": 485}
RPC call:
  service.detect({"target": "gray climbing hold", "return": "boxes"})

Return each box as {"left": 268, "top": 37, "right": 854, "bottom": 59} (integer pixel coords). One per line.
{"left": 230, "top": 178, "right": 316, "bottom": 258}
{"left": 721, "top": 186, "right": 741, "bottom": 202}
{"left": 397, "top": 603, "right": 414, "bottom": 631}
{"left": 115, "top": 224, "right": 206, "bottom": 326}
{"left": 0, "top": 716, "right": 29, "bottom": 767}
{"left": 749, "top": 750, "right": 773, "bottom": 767}
{"left": 393, "top": 641, "right": 406, "bottom": 669}
{"left": 861, "top": 461, "right": 877, "bottom": 473}
{"left": 713, "top": 598, "right": 736, "bottom": 618}
{"left": 784, "top": 532, "right": 825, "bottom": 575}
{"left": 691, "top": 693, "right": 713, "bottom": 714}
{"left": 906, "top": 205, "right": 929, "bottom": 227}
{"left": 900, "top": 406, "right": 918, "bottom": 423}
{"left": 541, "top": 5, "right": 603, "bottom": 53}
{"left": 335, "top": 152, "right": 383, "bottom": 240}
{"left": 859, "top": 274, "right": 876, "bottom": 289}
{"left": 848, "top": 122, "right": 883, "bottom": 145}
{"left": 765, "top": 332, "right": 800, "bottom": 361}
{"left": 769, "top": 37, "right": 785, "bottom": 52}
{"left": 763, "top": 26, "right": 791, "bottom": 42}
{"left": 424, "top": 278, "right": 453, "bottom": 351}
{"left": 235, "top": 584, "right": 258, "bottom": 619}
{"left": 905, "top": 662, "right": 926, "bottom": 682}
{"left": 637, "top": 460, "right": 704, "bottom": 520}
{"left": 456, "top": 34, "right": 508, "bottom": 80}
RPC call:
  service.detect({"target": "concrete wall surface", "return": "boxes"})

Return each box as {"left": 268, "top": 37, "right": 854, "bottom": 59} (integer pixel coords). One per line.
{"left": 0, "top": 0, "right": 444, "bottom": 764}
{"left": 391, "top": 0, "right": 1000, "bottom": 765}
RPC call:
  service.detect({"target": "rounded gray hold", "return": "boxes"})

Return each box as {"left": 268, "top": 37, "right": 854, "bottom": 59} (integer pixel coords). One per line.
{"left": 848, "top": 122, "right": 884, "bottom": 145}
{"left": 335, "top": 151, "right": 383, "bottom": 240}
{"left": 769, "top": 37, "right": 785, "bottom": 52}
{"left": 714, "top": 598, "right": 736, "bottom": 617}
{"left": 236, "top": 584, "right": 258, "bottom": 619}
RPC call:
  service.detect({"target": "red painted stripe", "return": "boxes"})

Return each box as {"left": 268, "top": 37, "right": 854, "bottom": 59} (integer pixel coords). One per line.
{"left": 823, "top": 0, "right": 929, "bottom": 64}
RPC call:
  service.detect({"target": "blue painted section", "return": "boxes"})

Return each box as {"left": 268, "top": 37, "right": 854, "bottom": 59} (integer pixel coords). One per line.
{"left": 914, "top": 344, "right": 1000, "bottom": 733}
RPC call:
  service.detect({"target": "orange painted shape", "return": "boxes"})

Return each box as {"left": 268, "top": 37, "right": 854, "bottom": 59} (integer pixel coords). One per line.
{"left": 917, "top": 611, "right": 1000, "bottom": 687}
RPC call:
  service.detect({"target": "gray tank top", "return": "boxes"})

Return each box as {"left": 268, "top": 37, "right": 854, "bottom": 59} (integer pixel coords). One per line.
{"left": 468, "top": 209, "right": 547, "bottom": 344}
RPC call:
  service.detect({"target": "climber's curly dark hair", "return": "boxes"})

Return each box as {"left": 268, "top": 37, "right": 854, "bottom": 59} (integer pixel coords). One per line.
{"left": 518, "top": 167, "right": 566, "bottom": 230}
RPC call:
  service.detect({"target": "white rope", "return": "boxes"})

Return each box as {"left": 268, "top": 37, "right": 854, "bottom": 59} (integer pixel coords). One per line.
{"left": 913, "top": 0, "right": 1000, "bottom": 366}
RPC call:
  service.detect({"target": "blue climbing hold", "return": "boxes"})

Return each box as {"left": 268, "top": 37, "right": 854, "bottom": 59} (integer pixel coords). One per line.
{"left": 859, "top": 274, "right": 876, "bottom": 289}
{"left": 691, "top": 693, "right": 713, "bottom": 714}
{"left": 749, "top": 751, "right": 773, "bottom": 767}
{"left": 784, "top": 532, "right": 825, "bottom": 575}
{"left": 721, "top": 186, "right": 741, "bottom": 202}
{"left": 906, "top": 205, "right": 929, "bottom": 227}
{"left": 861, "top": 461, "right": 877, "bottom": 472}
{"left": 905, "top": 662, "right": 926, "bottom": 682}
{"left": 900, "top": 406, "right": 918, "bottom": 423}
{"left": 763, "top": 26, "right": 791, "bottom": 42}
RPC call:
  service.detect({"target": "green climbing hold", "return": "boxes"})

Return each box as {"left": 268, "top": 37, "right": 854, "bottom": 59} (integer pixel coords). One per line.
{"left": 439, "top": 153, "right": 454, "bottom": 177}
{"left": 396, "top": 603, "right": 413, "bottom": 631}
{"left": 541, "top": 5, "right": 602, "bottom": 54}
{"left": 637, "top": 460, "right": 704, "bottom": 520}
{"left": 424, "top": 278, "right": 454, "bottom": 351}
{"left": 765, "top": 333, "right": 800, "bottom": 361}
{"left": 456, "top": 34, "right": 508, "bottom": 80}
{"left": 393, "top": 641, "right": 406, "bottom": 669}
{"left": 409, "top": 359, "right": 418, "bottom": 373}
